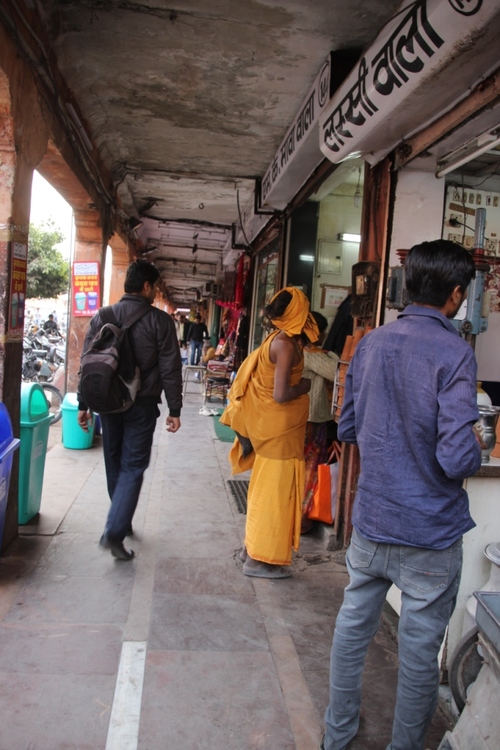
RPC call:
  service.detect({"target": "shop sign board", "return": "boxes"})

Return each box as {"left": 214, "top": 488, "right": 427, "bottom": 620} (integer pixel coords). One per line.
{"left": 72, "top": 261, "right": 100, "bottom": 316}
{"left": 260, "top": 53, "right": 332, "bottom": 210}
{"left": 319, "top": 0, "right": 495, "bottom": 165}
{"left": 7, "top": 241, "right": 27, "bottom": 341}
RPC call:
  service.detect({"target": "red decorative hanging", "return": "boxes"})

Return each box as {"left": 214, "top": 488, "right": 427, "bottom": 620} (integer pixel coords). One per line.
{"left": 234, "top": 253, "right": 245, "bottom": 308}
{"left": 215, "top": 254, "right": 246, "bottom": 309}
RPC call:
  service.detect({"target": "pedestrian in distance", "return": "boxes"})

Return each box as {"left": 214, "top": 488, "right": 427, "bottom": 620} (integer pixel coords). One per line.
{"left": 321, "top": 239, "right": 484, "bottom": 750}
{"left": 43, "top": 313, "right": 60, "bottom": 335}
{"left": 77, "top": 260, "right": 182, "bottom": 561}
{"left": 187, "top": 313, "right": 209, "bottom": 365}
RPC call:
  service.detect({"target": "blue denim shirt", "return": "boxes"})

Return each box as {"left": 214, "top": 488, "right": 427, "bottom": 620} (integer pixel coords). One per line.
{"left": 338, "top": 306, "right": 482, "bottom": 549}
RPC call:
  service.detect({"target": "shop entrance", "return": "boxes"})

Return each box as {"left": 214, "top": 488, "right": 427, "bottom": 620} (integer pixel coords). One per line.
{"left": 286, "top": 158, "right": 365, "bottom": 335}
{"left": 250, "top": 239, "right": 280, "bottom": 351}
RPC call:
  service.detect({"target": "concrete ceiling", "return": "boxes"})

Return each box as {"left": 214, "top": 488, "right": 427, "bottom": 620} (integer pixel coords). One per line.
{"left": 36, "top": 0, "right": 402, "bottom": 304}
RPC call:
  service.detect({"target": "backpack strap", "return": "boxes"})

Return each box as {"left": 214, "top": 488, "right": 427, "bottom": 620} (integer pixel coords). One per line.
{"left": 123, "top": 303, "right": 152, "bottom": 328}
{"left": 99, "top": 306, "right": 118, "bottom": 326}
{"left": 99, "top": 303, "right": 151, "bottom": 329}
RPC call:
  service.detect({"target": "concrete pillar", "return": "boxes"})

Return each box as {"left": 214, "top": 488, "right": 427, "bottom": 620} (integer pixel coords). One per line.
{"left": 0, "top": 77, "right": 35, "bottom": 548}
{"left": 1, "top": 23, "right": 120, "bottom": 550}
{"left": 108, "top": 234, "right": 132, "bottom": 304}
{"left": 389, "top": 168, "right": 446, "bottom": 265}
{"left": 66, "top": 209, "right": 108, "bottom": 393}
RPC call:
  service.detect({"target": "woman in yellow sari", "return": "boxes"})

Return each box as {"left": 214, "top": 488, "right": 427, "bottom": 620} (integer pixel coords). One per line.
{"left": 220, "top": 287, "right": 318, "bottom": 578}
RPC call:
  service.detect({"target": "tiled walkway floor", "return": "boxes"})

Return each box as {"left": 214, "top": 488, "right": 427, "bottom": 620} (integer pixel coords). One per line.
{"left": 0, "top": 393, "right": 452, "bottom": 749}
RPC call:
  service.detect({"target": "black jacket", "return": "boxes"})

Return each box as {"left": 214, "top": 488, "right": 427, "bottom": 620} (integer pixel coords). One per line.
{"left": 79, "top": 294, "right": 183, "bottom": 416}
{"left": 324, "top": 295, "right": 353, "bottom": 356}
{"left": 186, "top": 321, "right": 209, "bottom": 342}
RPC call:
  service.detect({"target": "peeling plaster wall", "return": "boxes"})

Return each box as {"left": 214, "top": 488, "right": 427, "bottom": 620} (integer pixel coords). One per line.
{"left": 389, "top": 169, "right": 446, "bottom": 262}
{"left": 42, "top": 0, "right": 401, "bottom": 207}
{"left": 385, "top": 169, "right": 446, "bottom": 324}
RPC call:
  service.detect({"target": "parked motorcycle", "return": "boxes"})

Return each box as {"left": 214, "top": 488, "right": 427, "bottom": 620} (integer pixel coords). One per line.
{"left": 22, "top": 338, "right": 64, "bottom": 424}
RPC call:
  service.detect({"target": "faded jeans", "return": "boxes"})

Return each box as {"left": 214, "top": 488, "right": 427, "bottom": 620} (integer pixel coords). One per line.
{"left": 324, "top": 527, "right": 462, "bottom": 750}
{"left": 100, "top": 398, "right": 160, "bottom": 541}
{"left": 190, "top": 340, "right": 203, "bottom": 365}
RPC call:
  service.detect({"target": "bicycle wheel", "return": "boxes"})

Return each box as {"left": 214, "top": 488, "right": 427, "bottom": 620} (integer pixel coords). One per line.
{"left": 42, "top": 383, "right": 63, "bottom": 425}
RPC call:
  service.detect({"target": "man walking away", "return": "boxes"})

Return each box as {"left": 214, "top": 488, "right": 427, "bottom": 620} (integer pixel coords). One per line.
{"left": 77, "top": 260, "right": 182, "bottom": 560}
{"left": 322, "top": 240, "right": 483, "bottom": 750}
{"left": 187, "top": 313, "right": 209, "bottom": 365}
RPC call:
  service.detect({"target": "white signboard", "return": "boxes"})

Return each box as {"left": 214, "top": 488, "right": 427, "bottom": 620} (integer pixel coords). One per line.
{"left": 260, "top": 54, "right": 332, "bottom": 209}
{"left": 319, "top": 0, "right": 495, "bottom": 165}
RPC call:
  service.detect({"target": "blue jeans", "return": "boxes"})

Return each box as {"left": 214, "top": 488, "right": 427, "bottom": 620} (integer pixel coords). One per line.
{"left": 100, "top": 398, "right": 160, "bottom": 541}
{"left": 190, "top": 340, "right": 203, "bottom": 365}
{"left": 324, "top": 528, "right": 462, "bottom": 750}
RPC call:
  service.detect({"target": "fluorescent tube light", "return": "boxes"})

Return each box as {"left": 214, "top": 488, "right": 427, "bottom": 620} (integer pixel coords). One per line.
{"left": 299, "top": 254, "right": 315, "bottom": 262}
{"left": 436, "top": 129, "right": 500, "bottom": 178}
{"left": 338, "top": 233, "right": 361, "bottom": 242}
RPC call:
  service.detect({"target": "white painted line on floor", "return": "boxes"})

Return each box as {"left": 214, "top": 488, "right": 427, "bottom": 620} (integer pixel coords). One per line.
{"left": 106, "top": 641, "right": 147, "bottom": 750}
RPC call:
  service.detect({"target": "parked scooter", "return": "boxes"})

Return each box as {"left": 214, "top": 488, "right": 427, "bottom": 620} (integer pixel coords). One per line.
{"left": 22, "top": 335, "right": 64, "bottom": 424}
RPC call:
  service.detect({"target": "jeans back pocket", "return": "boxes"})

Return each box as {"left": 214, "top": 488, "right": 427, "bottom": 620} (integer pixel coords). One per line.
{"left": 347, "top": 528, "right": 378, "bottom": 569}
{"left": 399, "top": 543, "right": 460, "bottom": 595}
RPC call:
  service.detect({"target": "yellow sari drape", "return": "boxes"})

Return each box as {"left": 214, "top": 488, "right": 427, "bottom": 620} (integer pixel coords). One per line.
{"left": 220, "top": 331, "right": 308, "bottom": 564}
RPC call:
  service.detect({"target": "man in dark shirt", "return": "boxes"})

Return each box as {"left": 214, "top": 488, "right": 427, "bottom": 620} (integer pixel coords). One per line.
{"left": 43, "top": 314, "right": 60, "bottom": 335}
{"left": 323, "top": 293, "right": 352, "bottom": 356}
{"left": 77, "top": 260, "right": 182, "bottom": 561}
{"left": 187, "top": 313, "right": 209, "bottom": 365}
{"left": 322, "top": 240, "right": 483, "bottom": 750}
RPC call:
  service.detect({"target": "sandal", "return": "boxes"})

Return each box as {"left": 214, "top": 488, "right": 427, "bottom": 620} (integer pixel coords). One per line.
{"left": 243, "top": 559, "right": 292, "bottom": 579}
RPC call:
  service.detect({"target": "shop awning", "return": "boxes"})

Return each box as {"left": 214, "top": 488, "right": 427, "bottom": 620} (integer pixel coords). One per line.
{"left": 319, "top": 0, "right": 500, "bottom": 168}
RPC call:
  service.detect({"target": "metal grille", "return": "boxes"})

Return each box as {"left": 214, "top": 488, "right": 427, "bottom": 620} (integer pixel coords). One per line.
{"left": 227, "top": 480, "right": 249, "bottom": 514}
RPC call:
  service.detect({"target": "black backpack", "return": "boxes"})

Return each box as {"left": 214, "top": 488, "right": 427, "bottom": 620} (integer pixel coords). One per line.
{"left": 78, "top": 304, "right": 151, "bottom": 414}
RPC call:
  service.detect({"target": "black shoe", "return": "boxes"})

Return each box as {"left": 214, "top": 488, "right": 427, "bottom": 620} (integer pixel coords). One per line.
{"left": 99, "top": 534, "right": 135, "bottom": 561}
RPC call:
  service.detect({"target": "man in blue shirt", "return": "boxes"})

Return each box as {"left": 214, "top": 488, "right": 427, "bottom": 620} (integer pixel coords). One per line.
{"left": 322, "top": 240, "right": 483, "bottom": 750}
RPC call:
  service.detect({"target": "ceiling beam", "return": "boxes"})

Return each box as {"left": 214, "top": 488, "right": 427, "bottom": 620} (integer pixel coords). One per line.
{"left": 395, "top": 70, "right": 500, "bottom": 168}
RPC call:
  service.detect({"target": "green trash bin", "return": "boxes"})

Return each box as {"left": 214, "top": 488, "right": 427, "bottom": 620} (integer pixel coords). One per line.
{"left": 19, "top": 383, "right": 52, "bottom": 524}
{"left": 62, "top": 392, "right": 95, "bottom": 450}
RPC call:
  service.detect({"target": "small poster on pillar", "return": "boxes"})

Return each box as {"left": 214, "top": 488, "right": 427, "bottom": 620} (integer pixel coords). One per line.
{"left": 7, "top": 242, "right": 28, "bottom": 341}
{"left": 72, "top": 261, "right": 100, "bottom": 316}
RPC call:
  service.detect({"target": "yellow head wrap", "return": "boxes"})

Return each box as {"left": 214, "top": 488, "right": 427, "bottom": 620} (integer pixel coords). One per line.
{"left": 269, "top": 286, "right": 319, "bottom": 343}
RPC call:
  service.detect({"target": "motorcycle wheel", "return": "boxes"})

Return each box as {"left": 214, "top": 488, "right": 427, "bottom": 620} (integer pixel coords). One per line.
{"left": 42, "top": 383, "right": 63, "bottom": 425}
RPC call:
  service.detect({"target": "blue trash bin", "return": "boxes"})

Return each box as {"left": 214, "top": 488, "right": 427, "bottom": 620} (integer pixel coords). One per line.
{"left": 0, "top": 403, "right": 21, "bottom": 547}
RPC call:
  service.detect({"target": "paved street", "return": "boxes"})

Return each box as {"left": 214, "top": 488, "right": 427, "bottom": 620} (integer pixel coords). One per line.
{"left": 0, "top": 389, "right": 452, "bottom": 749}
